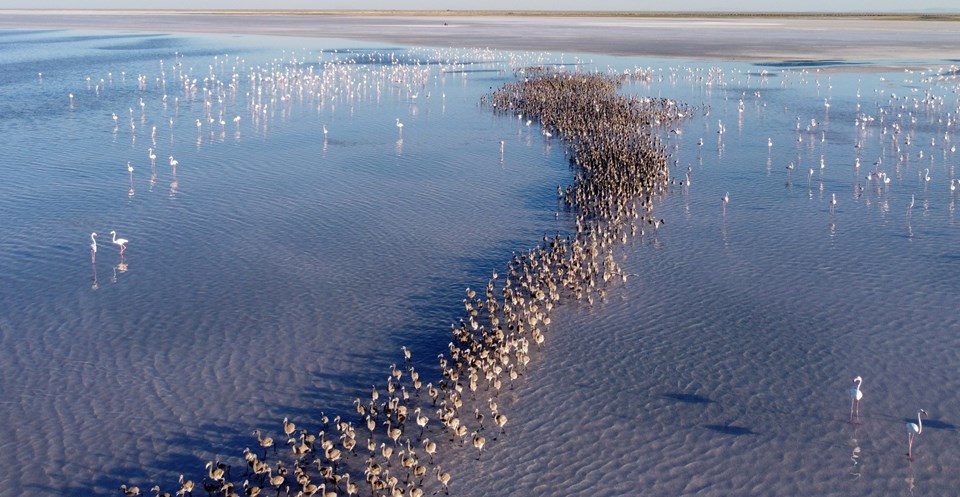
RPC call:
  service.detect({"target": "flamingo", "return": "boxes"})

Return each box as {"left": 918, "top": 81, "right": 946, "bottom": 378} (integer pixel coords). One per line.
{"left": 472, "top": 431, "right": 485, "bottom": 460}
{"left": 176, "top": 474, "right": 194, "bottom": 496}
{"left": 848, "top": 376, "right": 863, "bottom": 424}
{"left": 110, "top": 230, "right": 128, "bottom": 255}
{"left": 90, "top": 232, "right": 98, "bottom": 263}
{"left": 435, "top": 466, "right": 451, "bottom": 495}
{"left": 396, "top": 118, "right": 404, "bottom": 136}
{"left": 906, "top": 409, "right": 927, "bottom": 460}
{"left": 119, "top": 484, "right": 141, "bottom": 496}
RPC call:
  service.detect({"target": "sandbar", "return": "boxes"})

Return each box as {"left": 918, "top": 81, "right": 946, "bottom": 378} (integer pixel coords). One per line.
{"left": 1, "top": 10, "right": 959, "bottom": 63}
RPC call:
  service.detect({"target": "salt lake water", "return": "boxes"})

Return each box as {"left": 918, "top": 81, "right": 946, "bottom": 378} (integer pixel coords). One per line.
{"left": 0, "top": 28, "right": 958, "bottom": 497}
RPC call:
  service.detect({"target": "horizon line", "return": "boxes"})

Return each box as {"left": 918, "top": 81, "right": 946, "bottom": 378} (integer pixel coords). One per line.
{"left": 2, "top": 9, "right": 960, "bottom": 17}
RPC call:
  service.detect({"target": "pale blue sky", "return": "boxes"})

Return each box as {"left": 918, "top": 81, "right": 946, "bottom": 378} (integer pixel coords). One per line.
{"left": 7, "top": 0, "right": 959, "bottom": 12}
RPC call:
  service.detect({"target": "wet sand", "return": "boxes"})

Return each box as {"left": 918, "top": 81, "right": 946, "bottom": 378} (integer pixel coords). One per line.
{"left": 2, "top": 10, "right": 959, "bottom": 62}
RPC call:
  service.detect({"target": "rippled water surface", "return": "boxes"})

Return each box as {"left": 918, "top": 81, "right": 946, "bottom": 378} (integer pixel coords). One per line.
{"left": 0, "top": 28, "right": 958, "bottom": 497}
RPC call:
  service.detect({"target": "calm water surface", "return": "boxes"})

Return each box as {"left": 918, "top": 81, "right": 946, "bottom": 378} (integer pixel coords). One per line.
{"left": 0, "top": 29, "right": 958, "bottom": 497}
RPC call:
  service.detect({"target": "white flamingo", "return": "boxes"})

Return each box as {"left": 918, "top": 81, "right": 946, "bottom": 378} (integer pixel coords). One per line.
{"left": 110, "top": 230, "right": 128, "bottom": 255}
{"left": 848, "top": 376, "right": 863, "bottom": 424}
{"left": 906, "top": 409, "right": 927, "bottom": 461}
{"left": 90, "top": 232, "right": 98, "bottom": 263}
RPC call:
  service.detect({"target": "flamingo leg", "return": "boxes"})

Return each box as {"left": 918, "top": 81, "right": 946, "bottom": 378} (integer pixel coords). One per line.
{"left": 907, "top": 433, "right": 914, "bottom": 460}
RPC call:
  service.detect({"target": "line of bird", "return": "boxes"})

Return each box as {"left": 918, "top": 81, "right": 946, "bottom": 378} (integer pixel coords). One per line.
{"left": 848, "top": 376, "right": 928, "bottom": 461}
{"left": 118, "top": 70, "right": 682, "bottom": 497}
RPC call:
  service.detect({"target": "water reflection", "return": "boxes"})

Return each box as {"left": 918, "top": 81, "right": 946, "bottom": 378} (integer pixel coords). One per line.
{"left": 90, "top": 232, "right": 100, "bottom": 290}
{"left": 112, "top": 253, "right": 129, "bottom": 284}
{"left": 848, "top": 427, "right": 862, "bottom": 480}
{"left": 905, "top": 464, "right": 917, "bottom": 495}
{"left": 91, "top": 261, "right": 99, "bottom": 290}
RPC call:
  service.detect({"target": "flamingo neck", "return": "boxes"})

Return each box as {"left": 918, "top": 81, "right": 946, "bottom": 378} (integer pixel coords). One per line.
{"left": 917, "top": 413, "right": 923, "bottom": 433}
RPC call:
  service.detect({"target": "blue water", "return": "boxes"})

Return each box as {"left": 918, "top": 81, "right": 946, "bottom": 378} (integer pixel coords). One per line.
{"left": 0, "top": 28, "right": 958, "bottom": 497}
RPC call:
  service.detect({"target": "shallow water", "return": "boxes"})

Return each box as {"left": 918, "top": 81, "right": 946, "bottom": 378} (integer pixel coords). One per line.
{"left": 0, "top": 29, "right": 958, "bottom": 497}
{"left": 451, "top": 62, "right": 960, "bottom": 496}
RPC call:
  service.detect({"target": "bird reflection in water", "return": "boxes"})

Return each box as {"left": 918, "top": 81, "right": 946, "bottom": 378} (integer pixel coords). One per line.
{"left": 905, "top": 464, "right": 916, "bottom": 495}
{"left": 89, "top": 232, "right": 100, "bottom": 289}
{"left": 848, "top": 430, "right": 861, "bottom": 480}
{"left": 148, "top": 148, "right": 157, "bottom": 190}
{"left": 169, "top": 155, "right": 179, "bottom": 198}
{"left": 127, "top": 162, "right": 135, "bottom": 198}
{"left": 113, "top": 257, "right": 129, "bottom": 284}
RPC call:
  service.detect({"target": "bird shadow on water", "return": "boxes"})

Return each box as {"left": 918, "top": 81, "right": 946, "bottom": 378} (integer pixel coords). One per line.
{"left": 660, "top": 392, "right": 760, "bottom": 436}
{"left": 271, "top": 241, "right": 528, "bottom": 430}
{"left": 902, "top": 417, "right": 957, "bottom": 431}
{"left": 704, "top": 424, "right": 758, "bottom": 436}
{"left": 107, "top": 425, "right": 247, "bottom": 495}
{"left": 661, "top": 392, "right": 714, "bottom": 404}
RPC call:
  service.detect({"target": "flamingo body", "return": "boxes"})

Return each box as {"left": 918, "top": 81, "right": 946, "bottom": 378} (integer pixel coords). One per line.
{"left": 109, "top": 230, "right": 128, "bottom": 254}
{"left": 906, "top": 409, "right": 927, "bottom": 460}
{"left": 848, "top": 376, "right": 863, "bottom": 423}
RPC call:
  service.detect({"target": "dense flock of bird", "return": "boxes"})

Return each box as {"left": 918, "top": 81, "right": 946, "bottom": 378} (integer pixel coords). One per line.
{"left": 115, "top": 66, "right": 686, "bottom": 497}
{"left": 94, "top": 46, "right": 959, "bottom": 496}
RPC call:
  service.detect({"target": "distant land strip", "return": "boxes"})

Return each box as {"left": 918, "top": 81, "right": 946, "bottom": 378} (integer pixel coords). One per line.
{"left": 2, "top": 9, "right": 960, "bottom": 20}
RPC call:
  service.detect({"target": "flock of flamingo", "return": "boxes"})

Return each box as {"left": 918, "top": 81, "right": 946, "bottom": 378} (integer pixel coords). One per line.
{"left": 104, "top": 56, "right": 686, "bottom": 494}
{"left": 653, "top": 64, "right": 960, "bottom": 241}
{"left": 90, "top": 47, "right": 439, "bottom": 289}
{"left": 68, "top": 44, "right": 957, "bottom": 496}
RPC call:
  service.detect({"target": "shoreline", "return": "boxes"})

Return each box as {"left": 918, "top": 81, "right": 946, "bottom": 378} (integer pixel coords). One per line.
{"left": 1, "top": 11, "right": 959, "bottom": 62}
{"left": 2, "top": 9, "right": 959, "bottom": 18}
